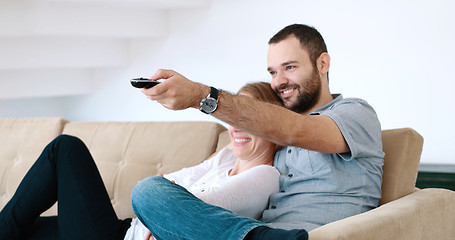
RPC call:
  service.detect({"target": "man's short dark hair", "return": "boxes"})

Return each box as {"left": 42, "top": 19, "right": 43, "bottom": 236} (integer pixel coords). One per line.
{"left": 269, "top": 24, "right": 328, "bottom": 66}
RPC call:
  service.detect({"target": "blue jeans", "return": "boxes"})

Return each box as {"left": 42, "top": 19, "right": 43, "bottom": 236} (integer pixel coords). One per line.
{"left": 131, "top": 176, "right": 265, "bottom": 240}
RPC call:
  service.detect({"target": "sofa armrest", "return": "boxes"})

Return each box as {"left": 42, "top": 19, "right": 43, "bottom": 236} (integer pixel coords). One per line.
{"left": 308, "top": 188, "right": 455, "bottom": 240}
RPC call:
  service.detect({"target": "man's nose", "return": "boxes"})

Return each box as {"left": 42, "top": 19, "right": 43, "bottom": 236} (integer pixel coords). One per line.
{"left": 272, "top": 71, "right": 289, "bottom": 89}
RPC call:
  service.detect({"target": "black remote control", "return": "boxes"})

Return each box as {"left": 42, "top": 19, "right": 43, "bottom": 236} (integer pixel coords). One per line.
{"left": 131, "top": 78, "right": 161, "bottom": 88}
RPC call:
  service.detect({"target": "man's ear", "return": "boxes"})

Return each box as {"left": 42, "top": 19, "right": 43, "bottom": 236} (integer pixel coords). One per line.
{"left": 317, "top": 52, "right": 330, "bottom": 75}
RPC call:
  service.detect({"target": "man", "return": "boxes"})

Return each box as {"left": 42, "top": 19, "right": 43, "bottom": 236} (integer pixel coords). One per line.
{"left": 132, "top": 24, "right": 384, "bottom": 240}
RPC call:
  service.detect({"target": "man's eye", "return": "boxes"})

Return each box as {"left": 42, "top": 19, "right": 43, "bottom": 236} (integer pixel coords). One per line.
{"left": 269, "top": 71, "right": 276, "bottom": 76}
{"left": 286, "top": 66, "right": 294, "bottom": 70}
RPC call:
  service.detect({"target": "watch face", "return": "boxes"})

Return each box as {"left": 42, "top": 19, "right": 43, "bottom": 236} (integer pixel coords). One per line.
{"left": 201, "top": 97, "right": 218, "bottom": 113}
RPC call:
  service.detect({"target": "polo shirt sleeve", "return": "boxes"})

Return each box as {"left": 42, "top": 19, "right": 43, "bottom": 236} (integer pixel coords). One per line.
{"left": 321, "top": 98, "right": 384, "bottom": 161}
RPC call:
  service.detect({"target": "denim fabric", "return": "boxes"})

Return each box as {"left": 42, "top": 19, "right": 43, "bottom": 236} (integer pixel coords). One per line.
{"left": 131, "top": 176, "right": 265, "bottom": 240}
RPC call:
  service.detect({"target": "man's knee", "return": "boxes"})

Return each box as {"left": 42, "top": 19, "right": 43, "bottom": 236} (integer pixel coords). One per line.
{"left": 131, "top": 176, "right": 164, "bottom": 218}
{"left": 132, "top": 176, "right": 166, "bottom": 201}
{"left": 131, "top": 176, "right": 171, "bottom": 209}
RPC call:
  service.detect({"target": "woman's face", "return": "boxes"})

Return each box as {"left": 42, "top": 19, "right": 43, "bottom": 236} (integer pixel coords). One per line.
{"left": 228, "top": 126, "right": 275, "bottom": 160}
{"left": 228, "top": 92, "right": 276, "bottom": 160}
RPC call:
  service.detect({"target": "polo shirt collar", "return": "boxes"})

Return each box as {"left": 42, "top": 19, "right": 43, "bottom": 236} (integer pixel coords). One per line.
{"left": 310, "top": 94, "right": 343, "bottom": 115}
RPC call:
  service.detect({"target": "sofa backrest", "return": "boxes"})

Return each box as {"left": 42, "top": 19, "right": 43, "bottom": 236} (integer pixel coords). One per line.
{"left": 379, "top": 128, "right": 424, "bottom": 205}
{"left": 0, "top": 118, "right": 67, "bottom": 210}
{"left": 0, "top": 117, "right": 423, "bottom": 219}
{"left": 216, "top": 130, "right": 230, "bottom": 152}
{"left": 60, "top": 121, "right": 227, "bottom": 219}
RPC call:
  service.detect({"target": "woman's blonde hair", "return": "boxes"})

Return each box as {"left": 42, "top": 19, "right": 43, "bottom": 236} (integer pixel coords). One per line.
{"left": 237, "top": 81, "right": 283, "bottom": 106}
{"left": 237, "top": 81, "right": 284, "bottom": 151}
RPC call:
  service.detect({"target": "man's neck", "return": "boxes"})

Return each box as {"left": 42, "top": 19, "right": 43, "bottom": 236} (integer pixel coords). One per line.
{"left": 302, "top": 91, "right": 334, "bottom": 115}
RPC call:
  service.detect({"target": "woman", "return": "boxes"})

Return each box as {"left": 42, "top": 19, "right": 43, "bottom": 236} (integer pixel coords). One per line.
{"left": 0, "top": 82, "right": 283, "bottom": 240}
{"left": 128, "top": 82, "right": 283, "bottom": 239}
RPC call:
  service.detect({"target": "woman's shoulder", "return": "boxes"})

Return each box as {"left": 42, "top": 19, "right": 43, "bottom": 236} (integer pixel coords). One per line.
{"left": 241, "top": 164, "right": 280, "bottom": 178}
{"left": 210, "top": 147, "right": 236, "bottom": 166}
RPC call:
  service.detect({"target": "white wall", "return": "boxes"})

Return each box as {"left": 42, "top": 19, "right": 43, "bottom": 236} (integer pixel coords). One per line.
{"left": 1, "top": 0, "right": 454, "bottom": 164}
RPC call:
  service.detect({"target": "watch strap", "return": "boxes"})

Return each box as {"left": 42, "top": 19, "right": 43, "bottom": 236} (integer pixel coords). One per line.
{"left": 209, "top": 86, "right": 218, "bottom": 100}
{"left": 199, "top": 86, "right": 219, "bottom": 114}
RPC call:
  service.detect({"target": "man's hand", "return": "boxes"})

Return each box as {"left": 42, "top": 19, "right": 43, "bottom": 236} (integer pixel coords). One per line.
{"left": 141, "top": 69, "right": 209, "bottom": 110}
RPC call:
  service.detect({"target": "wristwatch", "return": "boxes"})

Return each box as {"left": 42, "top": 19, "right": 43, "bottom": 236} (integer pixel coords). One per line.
{"left": 199, "top": 86, "right": 219, "bottom": 114}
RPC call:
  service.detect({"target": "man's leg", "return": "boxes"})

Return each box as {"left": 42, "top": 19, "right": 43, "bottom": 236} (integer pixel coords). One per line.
{"left": 132, "top": 176, "right": 264, "bottom": 240}
{"left": 131, "top": 176, "right": 308, "bottom": 240}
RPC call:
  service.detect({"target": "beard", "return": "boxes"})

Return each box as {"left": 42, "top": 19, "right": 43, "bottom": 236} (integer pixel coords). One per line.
{"left": 276, "top": 67, "right": 322, "bottom": 114}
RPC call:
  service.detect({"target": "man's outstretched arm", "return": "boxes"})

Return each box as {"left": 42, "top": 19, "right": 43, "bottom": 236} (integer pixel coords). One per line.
{"left": 141, "top": 69, "right": 348, "bottom": 153}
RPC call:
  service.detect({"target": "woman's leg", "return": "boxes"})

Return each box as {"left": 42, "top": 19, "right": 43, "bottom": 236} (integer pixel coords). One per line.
{"left": 0, "top": 135, "right": 129, "bottom": 240}
{"left": 131, "top": 176, "right": 265, "bottom": 240}
{"left": 20, "top": 216, "right": 59, "bottom": 240}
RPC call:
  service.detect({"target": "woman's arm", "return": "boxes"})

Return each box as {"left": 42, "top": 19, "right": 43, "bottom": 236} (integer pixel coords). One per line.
{"left": 163, "top": 148, "right": 231, "bottom": 189}
{"left": 192, "top": 165, "right": 280, "bottom": 219}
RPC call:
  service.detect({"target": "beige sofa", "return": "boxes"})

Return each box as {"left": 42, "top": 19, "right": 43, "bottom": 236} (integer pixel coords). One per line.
{"left": 1, "top": 117, "right": 454, "bottom": 239}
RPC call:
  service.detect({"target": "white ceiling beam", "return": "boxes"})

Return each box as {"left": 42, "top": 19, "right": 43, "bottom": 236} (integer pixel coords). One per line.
{"left": 0, "top": 0, "right": 169, "bottom": 38}
{"left": 0, "top": 69, "right": 95, "bottom": 99}
{"left": 0, "top": 0, "right": 212, "bottom": 99}
{"left": 0, "top": 37, "right": 130, "bottom": 69}
{"left": 45, "top": 0, "right": 211, "bottom": 9}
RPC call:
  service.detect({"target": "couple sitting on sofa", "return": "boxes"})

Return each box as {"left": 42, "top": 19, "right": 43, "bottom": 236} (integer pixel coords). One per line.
{"left": 0, "top": 81, "right": 306, "bottom": 240}
{"left": 0, "top": 23, "right": 384, "bottom": 240}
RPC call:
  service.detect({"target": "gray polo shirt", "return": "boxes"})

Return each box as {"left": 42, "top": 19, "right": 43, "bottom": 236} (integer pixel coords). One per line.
{"left": 262, "top": 94, "right": 384, "bottom": 231}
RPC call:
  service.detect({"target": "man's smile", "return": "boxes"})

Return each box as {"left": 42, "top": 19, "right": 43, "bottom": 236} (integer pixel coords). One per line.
{"left": 279, "top": 86, "right": 299, "bottom": 100}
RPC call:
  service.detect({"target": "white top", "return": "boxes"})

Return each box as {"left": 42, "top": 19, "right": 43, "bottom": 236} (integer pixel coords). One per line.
{"left": 124, "top": 148, "right": 280, "bottom": 240}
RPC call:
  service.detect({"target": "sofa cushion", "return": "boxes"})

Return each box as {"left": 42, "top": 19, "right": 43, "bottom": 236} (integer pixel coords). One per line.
{"left": 60, "top": 121, "right": 227, "bottom": 219}
{"left": 0, "top": 118, "right": 67, "bottom": 211}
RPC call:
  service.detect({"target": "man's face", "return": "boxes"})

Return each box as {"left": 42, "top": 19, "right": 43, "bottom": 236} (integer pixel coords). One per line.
{"left": 267, "top": 36, "right": 321, "bottom": 114}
